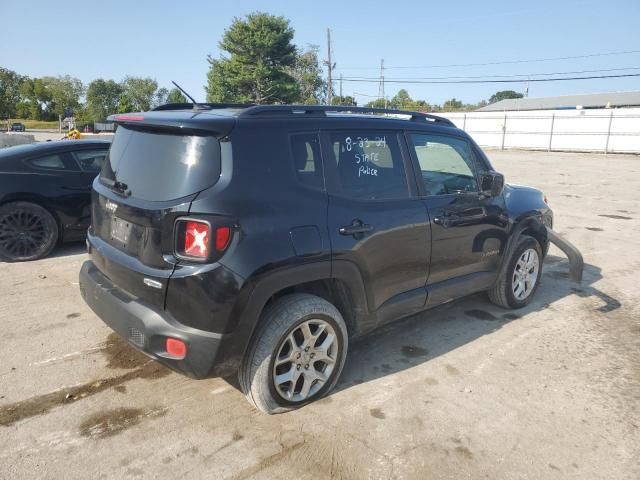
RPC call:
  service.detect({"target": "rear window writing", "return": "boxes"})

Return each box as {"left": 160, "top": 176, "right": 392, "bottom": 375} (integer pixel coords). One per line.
{"left": 326, "top": 132, "right": 409, "bottom": 200}
{"left": 101, "top": 126, "right": 221, "bottom": 201}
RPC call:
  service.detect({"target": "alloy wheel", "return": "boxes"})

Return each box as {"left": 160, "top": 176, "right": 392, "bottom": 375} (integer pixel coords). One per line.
{"left": 512, "top": 248, "right": 539, "bottom": 300}
{"left": 272, "top": 319, "right": 338, "bottom": 402}
{"left": 0, "top": 208, "right": 51, "bottom": 260}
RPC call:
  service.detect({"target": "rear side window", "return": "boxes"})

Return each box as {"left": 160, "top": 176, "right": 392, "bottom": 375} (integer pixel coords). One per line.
{"left": 29, "top": 154, "right": 66, "bottom": 170}
{"left": 325, "top": 131, "right": 409, "bottom": 200}
{"left": 73, "top": 149, "right": 107, "bottom": 173}
{"left": 101, "top": 126, "right": 221, "bottom": 201}
{"left": 290, "top": 133, "right": 323, "bottom": 189}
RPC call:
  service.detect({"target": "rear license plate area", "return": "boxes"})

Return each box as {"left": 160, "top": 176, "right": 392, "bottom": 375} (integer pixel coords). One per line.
{"left": 110, "top": 216, "right": 131, "bottom": 245}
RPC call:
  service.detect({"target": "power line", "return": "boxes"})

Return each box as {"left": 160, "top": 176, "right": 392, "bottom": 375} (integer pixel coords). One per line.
{"left": 338, "top": 49, "right": 640, "bottom": 71}
{"left": 339, "top": 73, "right": 640, "bottom": 85}
{"left": 339, "top": 67, "right": 640, "bottom": 82}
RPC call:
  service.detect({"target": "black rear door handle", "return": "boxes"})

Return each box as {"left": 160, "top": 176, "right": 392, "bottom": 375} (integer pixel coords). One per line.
{"left": 339, "top": 221, "right": 373, "bottom": 236}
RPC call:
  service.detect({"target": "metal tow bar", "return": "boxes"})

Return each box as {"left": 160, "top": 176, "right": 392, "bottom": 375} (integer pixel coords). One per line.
{"left": 544, "top": 226, "right": 584, "bottom": 283}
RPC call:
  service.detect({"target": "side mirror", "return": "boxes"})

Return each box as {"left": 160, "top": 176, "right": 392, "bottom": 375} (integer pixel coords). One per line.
{"left": 480, "top": 171, "right": 505, "bottom": 197}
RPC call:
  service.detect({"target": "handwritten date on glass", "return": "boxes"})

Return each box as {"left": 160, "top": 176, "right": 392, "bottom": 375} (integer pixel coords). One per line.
{"left": 342, "top": 136, "right": 386, "bottom": 177}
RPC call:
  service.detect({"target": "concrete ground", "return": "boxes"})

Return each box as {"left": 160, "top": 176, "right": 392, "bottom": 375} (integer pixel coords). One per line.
{"left": 0, "top": 150, "right": 638, "bottom": 479}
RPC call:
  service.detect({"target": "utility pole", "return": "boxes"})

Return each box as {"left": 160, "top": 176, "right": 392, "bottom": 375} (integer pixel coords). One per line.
{"left": 325, "top": 28, "right": 334, "bottom": 106}
{"left": 378, "top": 58, "right": 385, "bottom": 107}
{"left": 339, "top": 73, "right": 343, "bottom": 104}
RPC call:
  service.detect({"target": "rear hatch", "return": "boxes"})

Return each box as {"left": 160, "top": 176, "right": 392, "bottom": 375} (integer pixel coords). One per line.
{"left": 90, "top": 116, "right": 231, "bottom": 308}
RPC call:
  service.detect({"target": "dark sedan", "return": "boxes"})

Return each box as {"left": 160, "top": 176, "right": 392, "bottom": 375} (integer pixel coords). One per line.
{"left": 0, "top": 140, "right": 111, "bottom": 261}
{"left": 10, "top": 122, "right": 26, "bottom": 132}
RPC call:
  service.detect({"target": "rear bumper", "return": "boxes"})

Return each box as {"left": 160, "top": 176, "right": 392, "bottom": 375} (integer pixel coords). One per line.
{"left": 79, "top": 260, "right": 227, "bottom": 378}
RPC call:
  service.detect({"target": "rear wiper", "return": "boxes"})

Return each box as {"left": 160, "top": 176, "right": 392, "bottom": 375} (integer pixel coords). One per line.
{"left": 100, "top": 177, "right": 131, "bottom": 197}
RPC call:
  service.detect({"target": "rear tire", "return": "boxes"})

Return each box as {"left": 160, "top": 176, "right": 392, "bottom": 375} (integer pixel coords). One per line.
{"left": 0, "top": 202, "right": 58, "bottom": 262}
{"left": 239, "top": 293, "right": 349, "bottom": 414}
{"left": 488, "top": 235, "right": 542, "bottom": 309}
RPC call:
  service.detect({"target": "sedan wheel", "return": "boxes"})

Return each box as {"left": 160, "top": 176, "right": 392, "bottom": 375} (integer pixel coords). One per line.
{"left": 0, "top": 202, "right": 58, "bottom": 261}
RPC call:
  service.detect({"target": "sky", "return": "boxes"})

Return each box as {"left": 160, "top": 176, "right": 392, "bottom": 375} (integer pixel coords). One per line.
{"left": 2, "top": 0, "right": 639, "bottom": 106}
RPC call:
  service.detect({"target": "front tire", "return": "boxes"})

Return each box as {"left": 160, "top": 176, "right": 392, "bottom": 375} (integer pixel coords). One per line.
{"left": 0, "top": 201, "right": 59, "bottom": 262}
{"left": 488, "top": 235, "right": 543, "bottom": 309}
{"left": 239, "top": 293, "right": 349, "bottom": 414}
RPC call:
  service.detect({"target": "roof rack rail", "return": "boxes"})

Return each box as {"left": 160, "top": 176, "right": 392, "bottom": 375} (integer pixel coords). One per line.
{"left": 239, "top": 104, "right": 455, "bottom": 126}
{"left": 152, "top": 102, "right": 255, "bottom": 112}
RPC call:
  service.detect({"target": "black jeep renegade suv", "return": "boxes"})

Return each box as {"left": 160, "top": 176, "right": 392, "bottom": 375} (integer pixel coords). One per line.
{"left": 79, "top": 104, "right": 582, "bottom": 414}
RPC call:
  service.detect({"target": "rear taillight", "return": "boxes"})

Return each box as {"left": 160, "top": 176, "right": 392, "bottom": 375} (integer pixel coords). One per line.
{"left": 215, "top": 226, "right": 231, "bottom": 251}
{"left": 175, "top": 218, "right": 233, "bottom": 262}
{"left": 184, "top": 221, "right": 210, "bottom": 258}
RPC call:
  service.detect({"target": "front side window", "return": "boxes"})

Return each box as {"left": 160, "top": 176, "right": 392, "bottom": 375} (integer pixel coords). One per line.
{"left": 409, "top": 134, "right": 478, "bottom": 196}
{"left": 326, "top": 131, "right": 408, "bottom": 200}
{"left": 73, "top": 149, "right": 107, "bottom": 173}
{"left": 29, "top": 154, "right": 66, "bottom": 170}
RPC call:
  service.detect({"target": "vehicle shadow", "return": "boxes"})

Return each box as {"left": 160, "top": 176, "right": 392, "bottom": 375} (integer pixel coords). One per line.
{"left": 49, "top": 242, "right": 87, "bottom": 259}
{"left": 333, "top": 254, "right": 617, "bottom": 393}
{"left": 0, "top": 242, "right": 87, "bottom": 264}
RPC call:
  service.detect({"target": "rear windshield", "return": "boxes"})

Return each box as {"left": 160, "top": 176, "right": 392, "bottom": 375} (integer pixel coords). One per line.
{"left": 100, "top": 125, "right": 221, "bottom": 201}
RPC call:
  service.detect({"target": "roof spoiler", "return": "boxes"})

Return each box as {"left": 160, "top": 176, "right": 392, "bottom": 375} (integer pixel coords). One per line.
{"left": 152, "top": 102, "right": 255, "bottom": 111}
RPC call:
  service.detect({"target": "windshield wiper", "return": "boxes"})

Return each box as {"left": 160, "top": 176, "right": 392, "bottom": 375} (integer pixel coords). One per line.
{"left": 101, "top": 177, "right": 131, "bottom": 197}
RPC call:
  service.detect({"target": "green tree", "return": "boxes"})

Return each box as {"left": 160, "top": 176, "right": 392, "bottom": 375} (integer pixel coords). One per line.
{"left": 442, "top": 98, "right": 464, "bottom": 112}
{"left": 120, "top": 77, "right": 158, "bottom": 112}
{"left": 154, "top": 87, "right": 169, "bottom": 108}
{"left": 331, "top": 95, "right": 357, "bottom": 106}
{"left": 166, "top": 88, "right": 188, "bottom": 104}
{"left": 42, "top": 75, "right": 84, "bottom": 118}
{"left": 14, "top": 101, "right": 33, "bottom": 119}
{"left": 19, "top": 77, "right": 52, "bottom": 119}
{"left": 289, "top": 45, "right": 325, "bottom": 104}
{"left": 365, "top": 98, "right": 387, "bottom": 108}
{"left": 364, "top": 90, "right": 432, "bottom": 111}
{"left": 85, "top": 79, "right": 123, "bottom": 121}
{"left": 0, "top": 67, "right": 25, "bottom": 118}
{"left": 206, "top": 12, "right": 300, "bottom": 104}
{"left": 390, "top": 89, "right": 412, "bottom": 109}
{"left": 489, "top": 90, "right": 523, "bottom": 104}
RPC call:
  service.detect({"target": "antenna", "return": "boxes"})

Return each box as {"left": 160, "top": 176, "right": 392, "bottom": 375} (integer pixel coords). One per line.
{"left": 171, "top": 81, "right": 198, "bottom": 104}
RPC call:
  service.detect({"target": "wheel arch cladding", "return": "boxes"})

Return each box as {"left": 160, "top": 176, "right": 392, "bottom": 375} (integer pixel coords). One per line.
{"left": 213, "top": 260, "right": 368, "bottom": 377}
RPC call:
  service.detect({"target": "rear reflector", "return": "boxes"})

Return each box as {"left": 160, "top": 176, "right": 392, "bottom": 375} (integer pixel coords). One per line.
{"left": 166, "top": 338, "right": 187, "bottom": 359}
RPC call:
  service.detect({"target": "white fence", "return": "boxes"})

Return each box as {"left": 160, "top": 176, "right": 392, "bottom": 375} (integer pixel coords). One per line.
{"left": 439, "top": 107, "right": 640, "bottom": 154}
